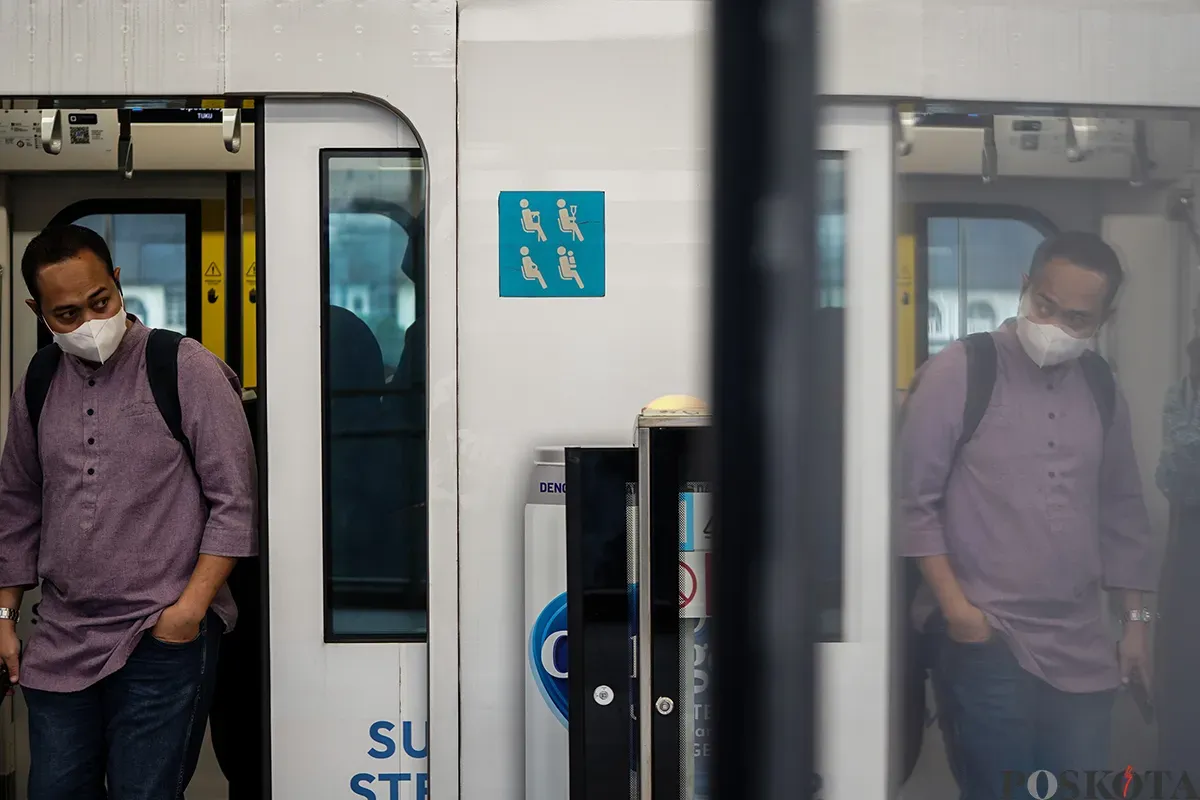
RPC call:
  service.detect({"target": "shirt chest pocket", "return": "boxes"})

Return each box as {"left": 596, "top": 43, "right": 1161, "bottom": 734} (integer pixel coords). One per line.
{"left": 117, "top": 401, "right": 170, "bottom": 437}
{"left": 961, "top": 402, "right": 1023, "bottom": 477}
{"left": 121, "top": 401, "right": 160, "bottom": 419}
{"left": 111, "top": 402, "right": 182, "bottom": 468}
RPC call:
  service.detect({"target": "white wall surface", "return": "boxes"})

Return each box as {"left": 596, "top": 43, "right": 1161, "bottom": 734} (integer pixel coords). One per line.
{"left": 0, "top": 0, "right": 1199, "bottom": 109}
{"left": 818, "top": 0, "right": 1200, "bottom": 106}
{"left": 457, "top": 3, "right": 711, "bottom": 797}
{"left": 1102, "top": 198, "right": 1186, "bottom": 545}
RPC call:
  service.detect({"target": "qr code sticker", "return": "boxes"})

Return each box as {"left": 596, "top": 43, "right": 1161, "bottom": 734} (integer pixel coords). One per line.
{"left": 69, "top": 126, "right": 90, "bottom": 145}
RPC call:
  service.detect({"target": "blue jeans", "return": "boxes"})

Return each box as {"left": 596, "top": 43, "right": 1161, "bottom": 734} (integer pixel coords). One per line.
{"left": 23, "top": 610, "right": 222, "bottom": 800}
{"left": 930, "top": 618, "right": 1114, "bottom": 800}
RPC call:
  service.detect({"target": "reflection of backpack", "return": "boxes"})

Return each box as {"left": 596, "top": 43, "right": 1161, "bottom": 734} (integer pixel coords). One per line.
{"left": 24, "top": 329, "right": 196, "bottom": 470}
{"left": 895, "top": 331, "right": 1116, "bottom": 784}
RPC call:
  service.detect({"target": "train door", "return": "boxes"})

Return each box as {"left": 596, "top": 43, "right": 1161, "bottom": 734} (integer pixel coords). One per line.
{"left": 560, "top": 104, "right": 896, "bottom": 800}
{"left": 0, "top": 105, "right": 257, "bottom": 799}
{"left": 260, "top": 97, "right": 444, "bottom": 800}
{"left": 895, "top": 108, "right": 1200, "bottom": 798}
{"left": 10, "top": 184, "right": 219, "bottom": 800}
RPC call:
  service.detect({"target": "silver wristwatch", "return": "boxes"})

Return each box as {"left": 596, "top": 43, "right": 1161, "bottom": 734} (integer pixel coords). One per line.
{"left": 1126, "top": 607, "right": 1155, "bottom": 623}
{"left": 0, "top": 608, "right": 18, "bottom": 623}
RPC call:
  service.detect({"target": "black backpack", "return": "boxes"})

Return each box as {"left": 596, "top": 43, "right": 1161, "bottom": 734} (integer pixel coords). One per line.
{"left": 896, "top": 331, "right": 1116, "bottom": 784}
{"left": 24, "top": 328, "right": 195, "bottom": 470}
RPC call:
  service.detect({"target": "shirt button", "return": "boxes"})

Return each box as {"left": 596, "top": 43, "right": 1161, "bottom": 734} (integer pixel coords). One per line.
{"left": 1048, "top": 412, "right": 1056, "bottom": 419}
{"left": 87, "top": 468, "right": 95, "bottom": 475}
{"left": 1049, "top": 441, "right": 1055, "bottom": 448}
{"left": 1049, "top": 471, "right": 1056, "bottom": 478}
{"left": 87, "top": 409, "right": 94, "bottom": 416}
{"left": 87, "top": 438, "right": 94, "bottom": 445}
{"left": 88, "top": 379, "right": 95, "bottom": 387}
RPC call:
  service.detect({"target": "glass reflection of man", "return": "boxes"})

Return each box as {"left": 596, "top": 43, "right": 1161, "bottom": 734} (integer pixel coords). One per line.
{"left": 898, "top": 232, "right": 1158, "bottom": 799}
{"left": 1155, "top": 336, "right": 1200, "bottom": 779}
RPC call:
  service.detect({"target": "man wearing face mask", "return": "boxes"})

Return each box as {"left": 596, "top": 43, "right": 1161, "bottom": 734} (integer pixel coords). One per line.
{"left": 0, "top": 225, "right": 257, "bottom": 799}
{"left": 898, "top": 231, "right": 1158, "bottom": 799}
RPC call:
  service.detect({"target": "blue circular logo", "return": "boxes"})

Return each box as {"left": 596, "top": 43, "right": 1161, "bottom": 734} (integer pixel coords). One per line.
{"left": 529, "top": 592, "right": 569, "bottom": 727}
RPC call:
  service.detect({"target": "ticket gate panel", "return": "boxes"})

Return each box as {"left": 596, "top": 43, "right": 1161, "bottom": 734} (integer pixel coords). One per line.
{"left": 565, "top": 421, "right": 713, "bottom": 800}
{"left": 565, "top": 447, "right": 637, "bottom": 800}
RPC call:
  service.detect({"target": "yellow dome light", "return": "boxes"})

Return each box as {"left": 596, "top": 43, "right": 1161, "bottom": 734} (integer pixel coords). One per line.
{"left": 639, "top": 394, "right": 709, "bottom": 416}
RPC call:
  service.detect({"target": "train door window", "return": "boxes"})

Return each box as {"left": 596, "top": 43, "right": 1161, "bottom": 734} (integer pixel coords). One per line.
{"left": 814, "top": 151, "right": 846, "bottom": 641}
{"left": 320, "top": 149, "right": 427, "bottom": 640}
{"left": 42, "top": 204, "right": 203, "bottom": 352}
{"left": 922, "top": 211, "right": 1053, "bottom": 357}
{"left": 817, "top": 154, "right": 846, "bottom": 308}
{"left": 73, "top": 212, "right": 194, "bottom": 335}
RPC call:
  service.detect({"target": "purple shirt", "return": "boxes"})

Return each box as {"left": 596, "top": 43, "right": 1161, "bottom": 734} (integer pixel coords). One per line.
{"left": 898, "top": 322, "right": 1158, "bottom": 693}
{"left": 0, "top": 319, "right": 257, "bottom": 692}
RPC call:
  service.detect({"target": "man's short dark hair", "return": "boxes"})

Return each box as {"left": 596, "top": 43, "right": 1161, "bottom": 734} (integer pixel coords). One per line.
{"left": 21, "top": 225, "right": 115, "bottom": 307}
{"left": 1028, "top": 231, "right": 1124, "bottom": 307}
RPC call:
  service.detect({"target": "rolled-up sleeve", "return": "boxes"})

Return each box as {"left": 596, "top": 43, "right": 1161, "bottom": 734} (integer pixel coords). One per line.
{"left": 1099, "top": 387, "right": 1158, "bottom": 591}
{"left": 0, "top": 380, "right": 44, "bottom": 588}
{"left": 178, "top": 343, "right": 258, "bottom": 558}
{"left": 897, "top": 343, "right": 968, "bottom": 558}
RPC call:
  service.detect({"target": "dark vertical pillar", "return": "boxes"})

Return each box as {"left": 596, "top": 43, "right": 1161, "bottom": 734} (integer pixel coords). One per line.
{"left": 710, "top": 0, "right": 820, "bottom": 798}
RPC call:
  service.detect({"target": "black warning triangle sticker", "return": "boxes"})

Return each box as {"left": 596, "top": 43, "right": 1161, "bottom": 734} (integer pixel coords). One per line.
{"left": 245, "top": 262, "right": 256, "bottom": 278}
{"left": 204, "top": 261, "right": 222, "bottom": 278}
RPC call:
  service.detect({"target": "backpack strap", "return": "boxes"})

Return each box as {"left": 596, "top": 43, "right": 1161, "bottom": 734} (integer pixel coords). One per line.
{"left": 898, "top": 332, "right": 997, "bottom": 457}
{"left": 955, "top": 332, "right": 998, "bottom": 462}
{"left": 145, "top": 329, "right": 195, "bottom": 471}
{"left": 1079, "top": 350, "right": 1116, "bottom": 435}
{"left": 24, "top": 344, "right": 63, "bottom": 444}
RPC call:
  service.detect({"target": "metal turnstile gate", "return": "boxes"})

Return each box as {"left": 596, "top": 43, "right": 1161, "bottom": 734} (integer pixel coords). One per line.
{"left": 565, "top": 399, "right": 713, "bottom": 800}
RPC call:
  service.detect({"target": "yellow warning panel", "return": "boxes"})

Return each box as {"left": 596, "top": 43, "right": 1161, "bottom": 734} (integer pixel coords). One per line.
{"left": 896, "top": 234, "right": 917, "bottom": 390}
{"left": 200, "top": 201, "right": 226, "bottom": 361}
{"left": 242, "top": 199, "right": 257, "bottom": 389}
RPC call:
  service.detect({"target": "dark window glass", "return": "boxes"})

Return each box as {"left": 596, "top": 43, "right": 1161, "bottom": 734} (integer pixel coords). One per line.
{"left": 321, "top": 150, "right": 427, "bottom": 640}
{"left": 817, "top": 154, "right": 846, "bottom": 308}
{"left": 814, "top": 152, "right": 846, "bottom": 641}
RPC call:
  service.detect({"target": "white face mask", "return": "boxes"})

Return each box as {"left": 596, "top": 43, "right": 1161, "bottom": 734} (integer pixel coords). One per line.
{"left": 51, "top": 302, "right": 128, "bottom": 364}
{"left": 1015, "top": 295, "right": 1093, "bottom": 368}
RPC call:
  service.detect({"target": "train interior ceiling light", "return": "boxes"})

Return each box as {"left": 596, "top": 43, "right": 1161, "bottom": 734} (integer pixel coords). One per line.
{"left": 897, "top": 109, "right": 1192, "bottom": 182}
